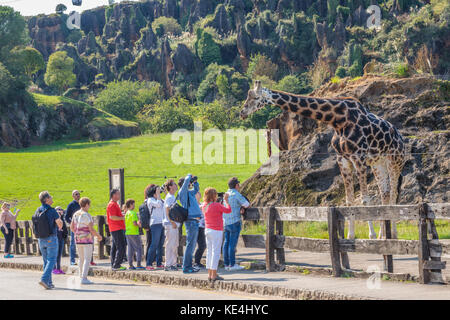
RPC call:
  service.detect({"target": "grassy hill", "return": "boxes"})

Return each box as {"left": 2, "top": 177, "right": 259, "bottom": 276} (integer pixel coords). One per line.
{"left": 0, "top": 131, "right": 267, "bottom": 219}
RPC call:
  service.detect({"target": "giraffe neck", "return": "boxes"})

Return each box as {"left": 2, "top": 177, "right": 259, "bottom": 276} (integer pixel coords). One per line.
{"left": 263, "top": 88, "right": 350, "bottom": 129}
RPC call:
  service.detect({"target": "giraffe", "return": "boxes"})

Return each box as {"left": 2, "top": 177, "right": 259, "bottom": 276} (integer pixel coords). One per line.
{"left": 240, "top": 81, "right": 406, "bottom": 239}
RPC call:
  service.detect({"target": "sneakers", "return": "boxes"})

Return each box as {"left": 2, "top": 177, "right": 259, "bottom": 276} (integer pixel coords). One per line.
{"left": 90, "top": 262, "right": 97, "bottom": 266}
{"left": 112, "top": 266, "right": 127, "bottom": 271}
{"left": 81, "top": 278, "right": 93, "bottom": 285}
{"left": 39, "top": 281, "right": 50, "bottom": 289}
{"left": 170, "top": 266, "right": 178, "bottom": 271}
{"left": 146, "top": 266, "right": 155, "bottom": 271}
{"left": 3, "top": 254, "right": 13, "bottom": 258}
{"left": 48, "top": 283, "right": 55, "bottom": 289}
{"left": 224, "top": 266, "right": 231, "bottom": 271}
{"left": 136, "top": 266, "right": 145, "bottom": 270}
{"left": 183, "top": 267, "right": 199, "bottom": 274}
{"left": 209, "top": 275, "right": 224, "bottom": 282}
{"left": 156, "top": 264, "right": 164, "bottom": 269}
{"left": 228, "top": 264, "right": 245, "bottom": 271}
{"left": 194, "top": 263, "right": 206, "bottom": 269}
{"left": 70, "top": 262, "right": 77, "bottom": 266}
{"left": 129, "top": 266, "right": 136, "bottom": 270}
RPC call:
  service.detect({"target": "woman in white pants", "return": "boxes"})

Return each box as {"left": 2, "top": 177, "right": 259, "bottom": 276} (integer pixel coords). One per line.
{"left": 202, "top": 188, "right": 231, "bottom": 282}
{"left": 70, "top": 197, "right": 102, "bottom": 284}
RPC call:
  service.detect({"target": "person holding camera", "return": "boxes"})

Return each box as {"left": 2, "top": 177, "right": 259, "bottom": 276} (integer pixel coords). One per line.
{"left": 223, "top": 177, "right": 250, "bottom": 271}
{"left": 202, "top": 188, "right": 232, "bottom": 282}
{"left": 178, "top": 174, "right": 202, "bottom": 274}
{"left": 146, "top": 185, "right": 166, "bottom": 270}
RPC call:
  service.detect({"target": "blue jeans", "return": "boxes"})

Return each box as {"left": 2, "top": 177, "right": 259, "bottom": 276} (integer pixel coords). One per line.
{"left": 38, "top": 235, "right": 58, "bottom": 285}
{"left": 70, "top": 231, "right": 76, "bottom": 263}
{"left": 182, "top": 219, "right": 199, "bottom": 271}
{"left": 223, "top": 221, "right": 241, "bottom": 267}
{"left": 146, "top": 224, "right": 165, "bottom": 267}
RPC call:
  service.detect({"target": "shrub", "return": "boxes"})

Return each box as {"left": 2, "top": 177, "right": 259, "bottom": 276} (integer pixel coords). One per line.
{"left": 196, "top": 29, "right": 222, "bottom": 66}
{"left": 145, "top": 97, "right": 194, "bottom": 133}
{"left": 274, "top": 74, "right": 311, "bottom": 94}
{"left": 247, "top": 53, "right": 278, "bottom": 81}
{"left": 335, "top": 66, "right": 347, "bottom": 78}
{"left": 44, "top": 51, "right": 76, "bottom": 94}
{"left": 151, "top": 16, "right": 182, "bottom": 36}
{"left": 94, "top": 81, "right": 162, "bottom": 121}
{"left": 394, "top": 62, "right": 410, "bottom": 77}
{"left": 348, "top": 61, "right": 362, "bottom": 78}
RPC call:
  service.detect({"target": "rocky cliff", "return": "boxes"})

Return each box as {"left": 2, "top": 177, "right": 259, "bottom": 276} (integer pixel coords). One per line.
{"left": 0, "top": 93, "right": 139, "bottom": 149}
{"left": 241, "top": 76, "right": 449, "bottom": 206}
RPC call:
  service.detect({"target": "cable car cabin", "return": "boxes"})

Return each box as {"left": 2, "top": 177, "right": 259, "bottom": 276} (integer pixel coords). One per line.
{"left": 72, "top": 0, "right": 82, "bottom": 6}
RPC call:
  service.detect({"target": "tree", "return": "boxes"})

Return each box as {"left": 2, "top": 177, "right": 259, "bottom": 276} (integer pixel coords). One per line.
{"left": 12, "top": 47, "right": 45, "bottom": 79}
{"left": 44, "top": 51, "right": 76, "bottom": 94}
{"left": 247, "top": 53, "right": 278, "bottom": 80}
{"left": 196, "top": 30, "right": 221, "bottom": 66}
{"left": 0, "top": 6, "right": 28, "bottom": 61}
{"left": 55, "top": 3, "right": 67, "bottom": 14}
{"left": 151, "top": 16, "right": 182, "bottom": 36}
{"left": 94, "top": 81, "right": 162, "bottom": 120}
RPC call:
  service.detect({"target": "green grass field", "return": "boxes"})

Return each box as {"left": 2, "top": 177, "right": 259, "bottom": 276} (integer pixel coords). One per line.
{"left": 0, "top": 132, "right": 266, "bottom": 220}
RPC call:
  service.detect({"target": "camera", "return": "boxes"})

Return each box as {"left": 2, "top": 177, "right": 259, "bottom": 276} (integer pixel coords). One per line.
{"left": 160, "top": 184, "right": 165, "bottom": 193}
{"left": 191, "top": 176, "right": 198, "bottom": 183}
{"left": 217, "top": 192, "right": 224, "bottom": 204}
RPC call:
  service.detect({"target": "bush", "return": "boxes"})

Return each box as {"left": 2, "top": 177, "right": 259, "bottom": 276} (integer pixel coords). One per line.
{"left": 195, "top": 29, "right": 222, "bottom": 66}
{"left": 144, "top": 97, "right": 194, "bottom": 133}
{"left": 394, "top": 62, "right": 410, "bottom": 77}
{"left": 44, "top": 51, "right": 76, "bottom": 94}
{"left": 335, "top": 66, "right": 347, "bottom": 78}
{"left": 151, "top": 16, "right": 182, "bottom": 36}
{"left": 348, "top": 61, "right": 362, "bottom": 78}
{"left": 94, "top": 81, "right": 162, "bottom": 121}
{"left": 247, "top": 53, "right": 278, "bottom": 81}
{"left": 274, "top": 74, "right": 311, "bottom": 94}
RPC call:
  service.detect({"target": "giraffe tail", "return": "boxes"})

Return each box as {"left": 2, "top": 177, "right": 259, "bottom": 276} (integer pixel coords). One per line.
{"left": 396, "top": 174, "right": 403, "bottom": 204}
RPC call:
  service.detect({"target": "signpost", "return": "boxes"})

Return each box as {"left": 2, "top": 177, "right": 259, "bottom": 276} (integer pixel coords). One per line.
{"left": 108, "top": 168, "right": 125, "bottom": 206}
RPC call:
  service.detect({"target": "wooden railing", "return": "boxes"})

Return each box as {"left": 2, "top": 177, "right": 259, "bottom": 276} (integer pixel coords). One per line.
{"left": 2, "top": 202, "right": 449, "bottom": 284}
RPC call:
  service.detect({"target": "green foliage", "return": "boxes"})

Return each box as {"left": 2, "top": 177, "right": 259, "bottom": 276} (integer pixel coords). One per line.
{"left": 0, "top": 62, "right": 15, "bottom": 107}
{"left": 11, "top": 46, "right": 44, "bottom": 79}
{"left": 94, "top": 80, "right": 162, "bottom": 121}
{"left": 105, "top": 5, "right": 113, "bottom": 22}
{"left": 394, "top": 62, "right": 410, "bottom": 77}
{"left": 55, "top": 3, "right": 67, "bottom": 14}
{"left": 44, "top": 51, "right": 76, "bottom": 94}
{"left": 67, "top": 29, "right": 84, "bottom": 44}
{"left": 197, "top": 100, "right": 238, "bottom": 130}
{"left": 196, "top": 29, "right": 222, "bottom": 66}
{"left": 274, "top": 74, "right": 311, "bottom": 94}
{"left": 216, "top": 73, "right": 229, "bottom": 98}
{"left": 247, "top": 53, "right": 277, "bottom": 81}
{"left": 151, "top": 16, "right": 182, "bottom": 36}
{"left": 335, "top": 66, "right": 347, "bottom": 78}
{"left": 0, "top": 6, "right": 29, "bottom": 61}
{"left": 348, "top": 62, "right": 362, "bottom": 77}
{"left": 336, "top": 5, "right": 350, "bottom": 19}
{"left": 144, "top": 97, "right": 194, "bottom": 133}
{"left": 327, "top": 0, "right": 339, "bottom": 24}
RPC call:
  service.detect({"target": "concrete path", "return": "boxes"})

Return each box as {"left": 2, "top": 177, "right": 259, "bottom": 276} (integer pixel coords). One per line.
{"left": 0, "top": 269, "right": 260, "bottom": 300}
{"left": 1, "top": 254, "right": 450, "bottom": 300}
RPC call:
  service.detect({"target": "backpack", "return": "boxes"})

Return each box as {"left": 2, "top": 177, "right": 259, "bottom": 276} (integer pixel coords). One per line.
{"left": 32, "top": 207, "right": 51, "bottom": 238}
{"left": 139, "top": 199, "right": 151, "bottom": 230}
{"left": 168, "top": 194, "right": 189, "bottom": 223}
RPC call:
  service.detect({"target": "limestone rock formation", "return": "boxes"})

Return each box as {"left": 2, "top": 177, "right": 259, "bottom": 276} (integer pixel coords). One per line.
{"left": 241, "top": 76, "right": 450, "bottom": 206}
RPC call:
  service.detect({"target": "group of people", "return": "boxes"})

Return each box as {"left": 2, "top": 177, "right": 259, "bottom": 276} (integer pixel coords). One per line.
{"left": 27, "top": 174, "right": 249, "bottom": 289}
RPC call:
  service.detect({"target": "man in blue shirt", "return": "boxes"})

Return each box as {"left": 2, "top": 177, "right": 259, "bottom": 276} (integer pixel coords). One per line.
{"left": 36, "top": 191, "right": 63, "bottom": 289}
{"left": 223, "top": 177, "right": 250, "bottom": 271}
{"left": 178, "top": 174, "right": 202, "bottom": 273}
{"left": 65, "top": 190, "right": 81, "bottom": 265}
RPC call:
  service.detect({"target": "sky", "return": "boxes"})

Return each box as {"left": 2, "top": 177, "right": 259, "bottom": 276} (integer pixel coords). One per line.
{"left": 0, "top": 0, "right": 140, "bottom": 16}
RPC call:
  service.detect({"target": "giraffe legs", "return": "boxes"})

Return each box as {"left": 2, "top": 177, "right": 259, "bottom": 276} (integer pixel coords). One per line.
{"left": 371, "top": 161, "right": 391, "bottom": 239}
{"left": 387, "top": 162, "right": 403, "bottom": 239}
{"left": 354, "top": 160, "right": 376, "bottom": 240}
{"left": 336, "top": 156, "right": 356, "bottom": 239}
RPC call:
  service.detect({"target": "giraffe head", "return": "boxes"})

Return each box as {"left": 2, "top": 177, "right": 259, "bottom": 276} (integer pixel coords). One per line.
{"left": 240, "top": 80, "right": 269, "bottom": 119}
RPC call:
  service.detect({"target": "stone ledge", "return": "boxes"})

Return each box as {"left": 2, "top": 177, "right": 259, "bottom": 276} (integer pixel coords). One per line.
{"left": 0, "top": 261, "right": 376, "bottom": 300}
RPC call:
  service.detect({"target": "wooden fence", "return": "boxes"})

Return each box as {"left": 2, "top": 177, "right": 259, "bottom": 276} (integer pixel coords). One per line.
{"left": 2, "top": 202, "right": 449, "bottom": 284}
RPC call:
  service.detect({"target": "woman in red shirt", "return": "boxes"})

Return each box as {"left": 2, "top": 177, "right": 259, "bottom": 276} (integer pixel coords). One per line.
{"left": 202, "top": 188, "right": 231, "bottom": 282}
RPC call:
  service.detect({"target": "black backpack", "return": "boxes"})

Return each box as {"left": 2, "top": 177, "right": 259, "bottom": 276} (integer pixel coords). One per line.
{"left": 32, "top": 207, "right": 51, "bottom": 238}
{"left": 139, "top": 200, "right": 152, "bottom": 230}
{"left": 168, "top": 195, "right": 189, "bottom": 223}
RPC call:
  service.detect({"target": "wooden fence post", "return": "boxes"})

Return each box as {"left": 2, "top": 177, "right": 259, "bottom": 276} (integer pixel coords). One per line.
{"left": 423, "top": 203, "right": 445, "bottom": 284}
{"left": 336, "top": 209, "right": 350, "bottom": 270}
{"left": 24, "top": 221, "right": 31, "bottom": 255}
{"left": 383, "top": 220, "right": 394, "bottom": 273}
{"left": 265, "top": 207, "right": 276, "bottom": 272}
{"left": 418, "top": 203, "right": 430, "bottom": 284}
{"left": 275, "top": 210, "right": 286, "bottom": 271}
{"left": 328, "top": 206, "right": 342, "bottom": 277}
